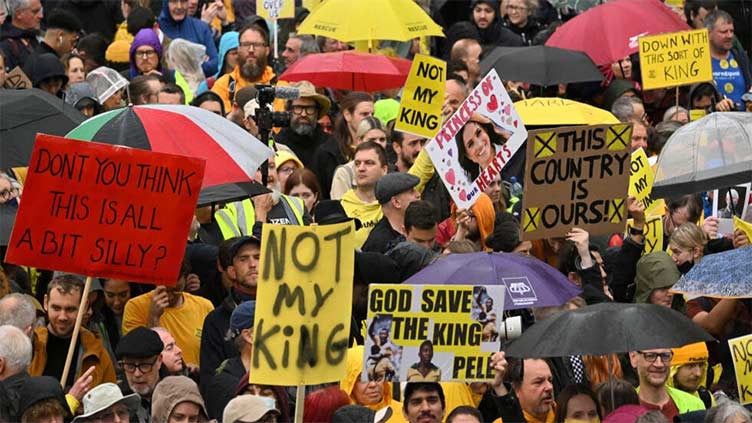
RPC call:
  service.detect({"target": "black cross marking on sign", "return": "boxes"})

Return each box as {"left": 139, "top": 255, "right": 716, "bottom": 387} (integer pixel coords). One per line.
{"left": 535, "top": 133, "right": 556, "bottom": 158}
{"left": 610, "top": 198, "right": 625, "bottom": 222}
{"left": 523, "top": 208, "right": 540, "bottom": 232}
{"left": 607, "top": 126, "right": 630, "bottom": 150}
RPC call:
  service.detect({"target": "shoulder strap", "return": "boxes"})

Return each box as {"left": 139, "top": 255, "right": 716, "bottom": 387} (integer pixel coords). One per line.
{"left": 228, "top": 76, "right": 236, "bottom": 103}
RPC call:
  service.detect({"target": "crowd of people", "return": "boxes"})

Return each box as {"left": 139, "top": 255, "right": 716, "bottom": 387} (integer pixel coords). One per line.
{"left": 1, "top": 0, "right": 752, "bottom": 422}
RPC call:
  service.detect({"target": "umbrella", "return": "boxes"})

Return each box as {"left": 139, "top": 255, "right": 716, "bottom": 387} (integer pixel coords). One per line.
{"left": 480, "top": 46, "right": 604, "bottom": 86}
{"left": 66, "top": 105, "right": 273, "bottom": 188}
{"left": 0, "top": 88, "right": 87, "bottom": 168}
{"left": 279, "top": 51, "right": 412, "bottom": 92}
{"left": 548, "top": 0, "right": 603, "bottom": 12}
{"left": 504, "top": 302, "right": 715, "bottom": 357}
{"left": 403, "top": 251, "right": 582, "bottom": 310}
{"left": 297, "top": 0, "right": 444, "bottom": 45}
{"left": 651, "top": 112, "right": 752, "bottom": 198}
{"left": 515, "top": 98, "right": 619, "bottom": 126}
{"left": 545, "top": 0, "right": 690, "bottom": 66}
{"left": 0, "top": 202, "right": 18, "bottom": 246}
{"left": 670, "top": 246, "right": 752, "bottom": 298}
{"left": 197, "top": 181, "right": 270, "bottom": 207}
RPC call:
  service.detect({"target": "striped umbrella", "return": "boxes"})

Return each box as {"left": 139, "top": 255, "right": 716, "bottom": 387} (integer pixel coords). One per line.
{"left": 66, "top": 105, "right": 273, "bottom": 188}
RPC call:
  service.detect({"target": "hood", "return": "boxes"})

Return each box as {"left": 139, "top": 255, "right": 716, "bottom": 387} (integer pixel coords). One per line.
{"left": 472, "top": 192, "right": 495, "bottom": 252}
{"left": 65, "top": 81, "right": 100, "bottom": 109}
{"left": 23, "top": 53, "right": 68, "bottom": 88}
{"left": 470, "top": 0, "right": 502, "bottom": 46}
{"left": 340, "top": 189, "right": 380, "bottom": 209}
{"left": 602, "top": 79, "right": 639, "bottom": 111}
{"left": 634, "top": 251, "right": 680, "bottom": 304}
{"left": 340, "top": 345, "right": 394, "bottom": 411}
{"left": 159, "top": 0, "right": 180, "bottom": 24}
{"left": 130, "top": 28, "right": 163, "bottom": 79}
{"left": 150, "top": 376, "right": 208, "bottom": 423}
{"left": 688, "top": 82, "right": 722, "bottom": 107}
{"left": 667, "top": 342, "right": 709, "bottom": 392}
{"left": 18, "top": 376, "right": 70, "bottom": 420}
{"left": 386, "top": 242, "right": 438, "bottom": 282}
{"left": 216, "top": 31, "right": 239, "bottom": 79}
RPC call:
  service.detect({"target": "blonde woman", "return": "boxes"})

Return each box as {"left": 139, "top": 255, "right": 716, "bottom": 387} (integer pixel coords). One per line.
{"left": 329, "top": 117, "right": 389, "bottom": 200}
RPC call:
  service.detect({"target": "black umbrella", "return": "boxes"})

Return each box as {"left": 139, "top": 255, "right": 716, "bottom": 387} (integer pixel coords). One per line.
{"left": 504, "top": 303, "right": 715, "bottom": 358}
{"left": 0, "top": 202, "right": 17, "bottom": 246}
{"left": 480, "top": 46, "right": 604, "bottom": 86}
{"left": 0, "top": 88, "right": 87, "bottom": 168}
{"left": 197, "top": 181, "right": 270, "bottom": 207}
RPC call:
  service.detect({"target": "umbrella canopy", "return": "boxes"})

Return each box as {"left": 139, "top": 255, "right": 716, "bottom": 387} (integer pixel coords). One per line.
{"left": 515, "top": 97, "right": 619, "bottom": 126}
{"left": 670, "top": 246, "right": 752, "bottom": 298}
{"left": 548, "top": 0, "right": 602, "bottom": 12}
{"left": 652, "top": 112, "right": 752, "bottom": 198}
{"left": 197, "top": 181, "right": 270, "bottom": 207}
{"left": 545, "top": 0, "right": 690, "bottom": 66}
{"left": 480, "top": 46, "right": 603, "bottom": 86}
{"left": 279, "top": 51, "right": 412, "bottom": 92}
{"left": 297, "top": 0, "right": 444, "bottom": 43}
{"left": 505, "top": 302, "right": 715, "bottom": 357}
{"left": 66, "top": 105, "right": 273, "bottom": 189}
{"left": 403, "top": 251, "right": 582, "bottom": 310}
{"left": 0, "top": 202, "right": 17, "bottom": 246}
{"left": 0, "top": 88, "right": 87, "bottom": 168}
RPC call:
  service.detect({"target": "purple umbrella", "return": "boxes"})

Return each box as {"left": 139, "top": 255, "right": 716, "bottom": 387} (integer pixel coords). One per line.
{"left": 403, "top": 252, "right": 582, "bottom": 310}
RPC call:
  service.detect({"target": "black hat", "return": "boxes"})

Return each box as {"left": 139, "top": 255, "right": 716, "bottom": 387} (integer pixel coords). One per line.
{"left": 228, "top": 235, "right": 262, "bottom": 262}
{"left": 375, "top": 173, "right": 420, "bottom": 204}
{"left": 116, "top": 326, "right": 164, "bottom": 359}
{"left": 18, "top": 376, "right": 69, "bottom": 420}
{"left": 313, "top": 200, "right": 362, "bottom": 229}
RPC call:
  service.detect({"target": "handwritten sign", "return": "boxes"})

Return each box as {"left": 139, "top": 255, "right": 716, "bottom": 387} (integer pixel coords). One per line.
{"left": 521, "top": 124, "right": 632, "bottom": 241}
{"left": 628, "top": 148, "right": 662, "bottom": 216}
{"left": 3, "top": 67, "right": 31, "bottom": 89}
{"left": 256, "top": 0, "right": 294, "bottom": 20}
{"left": 365, "top": 284, "right": 504, "bottom": 382}
{"left": 627, "top": 215, "right": 664, "bottom": 254}
{"left": 396, "top": 54, "right": 445, "bottom": 138}
{"left": 639, "top": 29, "right": 712, "bottom": 90}
{"left": 425, "top": 69, "right": 527, "bottom": 209}
{"left": 251, "top": 222, "right": 355, "bottom": 385}
{"left": 729, "top": 334, "right": 752, "bottom": 404}
{"left": 6, "top": 135, "right": 205, "bottom": 285}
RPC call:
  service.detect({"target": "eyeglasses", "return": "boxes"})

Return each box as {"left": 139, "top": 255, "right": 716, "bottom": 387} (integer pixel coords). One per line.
{"left": 507, "top": 5, "right": 527, "bottom": 12}
{"left": 637, "top": 351, "right": 673, "bottom": 363}
{"left": 291, "top": 105, "right": 317, "bottom": 115}
{"left": 92, "top": 404, "right": 130, "bottom": 423}
{"left": 239, "top": 41, "right": 267, "bottom": 50}
{"left": 277, "top": 166, "right": 297, "bottom": 175}
{"left": 0, "top": 186, "right": 19, "bottom": 201}
{"left": 135, "top": 49, "right": 157, "bottom": 59}
{"left": 119, "top": 357, "right": 159, "bottom": 373}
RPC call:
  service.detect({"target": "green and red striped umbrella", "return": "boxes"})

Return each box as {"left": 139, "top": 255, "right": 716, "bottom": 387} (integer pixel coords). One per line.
{"left": 66, "top": 105, "right": 272, "bottom": 188}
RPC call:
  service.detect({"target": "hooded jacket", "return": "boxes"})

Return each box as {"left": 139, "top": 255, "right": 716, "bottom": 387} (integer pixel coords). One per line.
{"left": 633, "top": 251, "right": 680, "bottom": 304}
{"left": 469, "top": 0, "right": 524, "bottom": 48}
{"left": 195, "top": 31, "right": 238, "bottom": 94}
{"left": 158, "top": 0, "right": 218, "bottom": 77}
{"left": 667, "top": 342, "right": 714, "bottom": 409}
{"left": 129, "top": 29, "right": 170, "bottom": 81}
{"left": 0, "top": 20, "right": 40, "bottom": 70}
{"left": 340, "top": 345, "right": 406, "bottom": 423}
{"left": 22, "top": 53, "right": 68, "bottom": 94}
{"left": 151, "top": 376, "right": 209, "bottom": 423}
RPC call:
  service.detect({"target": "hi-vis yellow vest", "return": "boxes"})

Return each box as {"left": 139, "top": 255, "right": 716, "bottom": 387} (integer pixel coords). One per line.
{"left": 214, "top": 195, "right": 305, "bottom": 239}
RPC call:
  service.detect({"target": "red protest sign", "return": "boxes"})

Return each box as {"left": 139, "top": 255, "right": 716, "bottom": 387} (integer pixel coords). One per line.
{"left": 6, "top": 135, "right": 205, "bottom": 285}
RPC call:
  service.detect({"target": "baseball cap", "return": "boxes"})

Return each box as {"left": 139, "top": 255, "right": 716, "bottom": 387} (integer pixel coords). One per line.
{"left": 226, "top": 300, "right": 256, "bottom": 341}
{"left": 223, "top": 394, "right": 279, "bottom": 423}
{"left": 228, "top": 235, "right": 262, "bottom": 262}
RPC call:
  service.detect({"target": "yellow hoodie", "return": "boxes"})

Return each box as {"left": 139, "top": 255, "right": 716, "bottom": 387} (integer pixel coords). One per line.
{"left": 341, "top": 346, "right": 407, "bottom": 423}
{"left": 340, "top": 189, "right": 382, "bottom": 248}
{"left": 668, "top": 342, "right": 715, "bottom": 407}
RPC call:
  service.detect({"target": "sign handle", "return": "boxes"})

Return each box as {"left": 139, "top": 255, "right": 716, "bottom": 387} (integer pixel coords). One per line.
{"left": 294, "top": 384, "right": 305, "bottom": 423}
{"left": 60, "top": 275, "right": 93, "bottom": 388}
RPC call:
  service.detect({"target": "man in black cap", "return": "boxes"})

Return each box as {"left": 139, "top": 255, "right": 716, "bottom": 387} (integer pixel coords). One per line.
{"left": 116, "top": 326, "right": 165, "bottom": 423}
{"left": 199, "top": 235, "right": 260, "bottom": 393}
{"left": 362, "top": 173, "right": 420, "bottom": 254}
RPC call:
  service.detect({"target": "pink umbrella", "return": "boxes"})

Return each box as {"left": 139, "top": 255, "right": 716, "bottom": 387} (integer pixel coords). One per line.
{"left": 279, "top": 51, "right": 412, "bottom": 92}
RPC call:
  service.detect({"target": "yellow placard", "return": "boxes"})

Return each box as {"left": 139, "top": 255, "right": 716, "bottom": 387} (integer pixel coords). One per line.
{"left": 395, "top": 54, "right": 445, "bottom": 138}
{"left": 251, "top": 222, "right": 355, "bottom": 385}
{"left": 366, "top": 284, "right": 505, "bottom": 382}
{"left": 627, "top": 215, "right": 664, "bottom": 254}
{"left": 628, "top": 148, "right": 662, "bottom": 216}
{"left": 639, "top": 29, "right": 713, "bottom": 90}
{"left": 690, "top": 109, "right": 707, "bottom": 121}
{"left": 729, "top": 334, "right": 752, "bottom": 404}
{"left": 256, "top": 0, "right": 294, "bottom": 20}
{"left": 734, "top": 216, "right": 752, "bottom": 241}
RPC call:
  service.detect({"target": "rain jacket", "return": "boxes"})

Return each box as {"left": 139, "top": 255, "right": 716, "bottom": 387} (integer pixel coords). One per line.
{"left": 340, "top": 189, "right": 383, "bottom": 248}
{"left": 340, "top": 345, "right": 406, "bottom": 423}
{"left": 635, "top": 385, "right": 705, "bottom": 414}
{"left": 0, "top": 20, "right": 40, "bottom": 70}
{"left": 468, "top": 0, "right": 524, "bottom": 48}
{"left": 633, "top": 251, "right": 680, "bottom": 304}
{"left": 668, "top": 342, "right": 714, "bottom": 409}
{"left": 196, "top": 31, "right": 238, "bottom": 94}
{"left": 211, "top": 64, "right": 275, "bottom": 111}
{"left": 29, "top": 326, "right": 117, "bottom": 389}
{"left": 158, "top": 0, "right": 218, "bottom": 77}
{"left": 151, "top": 376, "right": 209, "bottom": 423}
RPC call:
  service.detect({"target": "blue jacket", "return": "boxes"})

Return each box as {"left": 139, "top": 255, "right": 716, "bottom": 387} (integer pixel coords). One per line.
{"left": 158, "top": 0, "right": 218, "bottom": 77}
{"left": 195, "top": 31, "right": 238, "bottom": 95}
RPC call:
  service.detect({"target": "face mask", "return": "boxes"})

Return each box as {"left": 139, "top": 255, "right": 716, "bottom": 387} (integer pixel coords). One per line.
{"left": 677, "top": 260, "right": 694, "bottom": 275}
{"left": 564, "top": 418, "right": 600, "bottom": 423}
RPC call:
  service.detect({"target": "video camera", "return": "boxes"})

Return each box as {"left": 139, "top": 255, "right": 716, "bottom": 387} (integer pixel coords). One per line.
{"left": 254, "top": 84, "right": 300, "bottom": 133}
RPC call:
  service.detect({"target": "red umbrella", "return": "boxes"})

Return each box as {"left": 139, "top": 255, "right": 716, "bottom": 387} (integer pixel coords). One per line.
{"left": 279, "top": 51, "right": 412, "bottom": 92}
{"left": 545, "top": 0, "right": 690, "bottom": 66}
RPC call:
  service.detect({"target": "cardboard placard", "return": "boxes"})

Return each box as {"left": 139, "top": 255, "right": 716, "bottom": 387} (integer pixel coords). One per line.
{"left": 425, "top": 69, "right": 527, "bottom": 209}
{"left": 6, "top": 135, "right": 205, "bottom": 285}
{"left": 251, "top": 222, "right": 355, "bottom": 385}
{"left": 365, "top": 284, "right": 505, "bottom": 382}
{"left": 256, "top": 0, "right": 294, "bottom": 20}
{"left": 729, "top": 334, "right": 752, "bottom": 404}
{"left": 628, "top": 148, "right": 662, "bottom": 216}
{"left": 3, "top": 67, "right": 32, "bottom": 89}
{"left": 521, "top": 124, "right": 632, "bottom": 241}
{"left": 627, "top": 215, "right": 664, "bottom": 254}
{"left": 639, "top": 29, "right": 713, "bottom": 90}
{"left": 395, "top": 54, "right": 446, "bottom": 138}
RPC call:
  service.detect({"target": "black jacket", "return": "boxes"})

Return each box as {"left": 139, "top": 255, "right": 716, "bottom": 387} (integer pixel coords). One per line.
{"left": 311, "top": 138, "right": 346, "bottom": 200}
{"left": 0, "top": 21, "right": 39, "bottom": 70}
{"left": 205, "top": 356, "right": 246, "bottom": 420}
{"left": 275, "top": 126, "right": 334, "bottom": 169}
{"left": 0, "top": 371, "right": 30, "bottom": 422}
{"left": 730, "top": 45, "right": 752, "bottom": 95}
{"left": 199, "top": 293, "right": 239, "bottom": 393}
{"left": 605, "top": 236, "right": 645, "bottom": 303}
{"left": 478, "top": 383, "right": 527, "bottom": 423}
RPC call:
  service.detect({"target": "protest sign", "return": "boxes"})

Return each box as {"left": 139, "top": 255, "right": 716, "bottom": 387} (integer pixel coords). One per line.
{"left": 256, "top": 0, "right": 294, "bottom": 19}
{"left": 6, "top": 135, "right": 205, "bottom": 285}
{"left": 639, "top": 29, "right": 712, "bottom": 90}
{"left": 365, "top": 284, "right": 505, "bottom": 382}
{"left": 521, "top": 124, "right": 632, "bottom": 241}
{"left": 425, "top": 69, "right": 527, "bottom": 209}
{"left": 3, "top": 67, "right": 31, "bottom": 89}
{"left": 628, "top": 148, "right": 662, "bottom": 216}
{"left": 395, "top": 54, "right": 446, "bottom": 138}
{"left": 627, "top": 215, "right": 663, "bottom": 254}
{"left": 735, "top": 216, "right": 752, "bottom": 241}
{"left": 729, "top": 334, "right": 752, "bottom": 405}
{"left": 251, "top": 222, "right": 355, "bottom": 386}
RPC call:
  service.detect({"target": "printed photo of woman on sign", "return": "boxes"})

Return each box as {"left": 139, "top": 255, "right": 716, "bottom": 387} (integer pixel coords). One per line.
{"left": 456, "top": 112, "right": 514, "bottom": 180}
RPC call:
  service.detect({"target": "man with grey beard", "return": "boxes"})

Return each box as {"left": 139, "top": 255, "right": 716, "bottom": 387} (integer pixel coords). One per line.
{"left": 274, "top": 80, "right": 334, "bottom": 168}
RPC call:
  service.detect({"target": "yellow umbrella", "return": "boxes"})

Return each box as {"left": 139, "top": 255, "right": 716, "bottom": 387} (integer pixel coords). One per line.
{"left": 297, "top": 0, "right": 444, "bottom": 44}
{"left": 514, "top": 97, "right": 619, "bottom": 126}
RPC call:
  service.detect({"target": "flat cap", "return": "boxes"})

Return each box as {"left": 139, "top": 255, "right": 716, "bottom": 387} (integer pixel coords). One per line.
{"left": 116, "top": 326, "right": 164, "bottom": 359}
{"left": 375, "top": 173, "right": 420, "bottom": 204}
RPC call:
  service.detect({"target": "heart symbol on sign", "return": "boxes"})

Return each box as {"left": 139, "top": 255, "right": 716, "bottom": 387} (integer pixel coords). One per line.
{"left": 445, "top": 169, "right": 455, "bottom": 185}
{"left": 503, "top": 104, "right": 511, "bottom": 115}
{"left": 487, "top": 95, "right": 498, "bottom": 113}
{"left": 447, "top": 148, "right": 453, "bottom": 157}
{"left": 459, "top": 189, "right": 467, "bottom": 201}
{"left": 513, "top": 119, "right": 518, "bottom": 128}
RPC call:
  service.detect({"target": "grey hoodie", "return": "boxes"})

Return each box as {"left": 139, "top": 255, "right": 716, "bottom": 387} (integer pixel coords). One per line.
{"left": 150, "top": 376, "right": 211, "bottom": 423}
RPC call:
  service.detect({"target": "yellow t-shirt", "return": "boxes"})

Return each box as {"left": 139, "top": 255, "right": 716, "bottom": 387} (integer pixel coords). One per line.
{"left": 122, "top": 291, "right": 214, "bottom": 366}
{"left": 340, "top": 189, "right": 383, "bottom": 248}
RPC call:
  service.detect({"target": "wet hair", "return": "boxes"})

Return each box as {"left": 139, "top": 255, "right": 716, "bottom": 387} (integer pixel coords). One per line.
{"left": 160, "top": 82, "right": 185, "bottom": 104}
{"left": 128, "top": 74, "right": 161, "bottom": 105}
{"left": 444, "top": 239, "right": 478, "bottom": 253}
{"left": 594, "top": 379, "right": 640, "bottom": 416}
{"left": 684, "top": 0, "right": 717, "bottom": 26}
{"left": 47, "top": 274, "right": 84, "bottom": 298}
{"left": 354, "top": 141, "right": 387, "bottom": 167}
{"left": 669, "top": 223, "right": 707, "bottom": 251}
{"left": 446, "top": 405, "right": 483, "bottom": 423}
{"left": 76, "top": 34, "right": 108, "bottom": 69}
{"left": 334, "top": 92, "right": 374, "bottom": 161}
{"left": 283, "top": 168, "right": 322, "bottom": 209}
{"left": 403, "top": 382, "right": 446, "bottom": 412}
{"left": 238, "top": 23, "right": 269, "bottom": 46}
{"left": 486, "top": 211, "right": 521, "bottom": 252}
{"left": 651, "top": 120, "right": 682, "bottom": 156}
{"left": 703, "top": 9, "right": 733, "bottom": 30}
{"left": 554, "top": 384, "right": 602, "bottom": 423}
{"left": 191, "top": 91, "right": 225, "bottom": 115}
{"left": 666, "top": 194, "right": 703, "bottom": 224}
{"left": 404, "top": 201, "right": 439, "bottom": 232}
